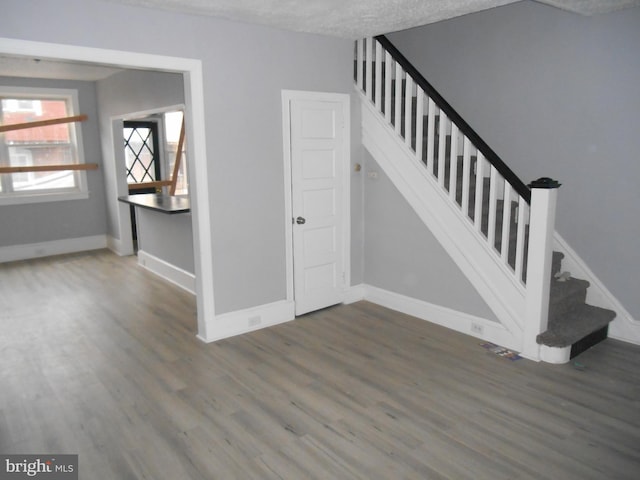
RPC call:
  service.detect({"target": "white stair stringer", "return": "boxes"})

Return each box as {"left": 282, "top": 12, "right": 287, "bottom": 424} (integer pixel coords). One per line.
{"left": 360, "top": 90, "right": 526, "bottom": 352}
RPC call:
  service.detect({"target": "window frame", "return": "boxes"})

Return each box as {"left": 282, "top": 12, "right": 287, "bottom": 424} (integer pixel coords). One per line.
{"left": 0, "top": 86, "right": 89, "bottom": 206}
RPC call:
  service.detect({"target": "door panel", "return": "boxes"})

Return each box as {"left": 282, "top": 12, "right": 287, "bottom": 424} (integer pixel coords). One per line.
{"left": 290, "top": 99, "right": 345, "bottom": 316}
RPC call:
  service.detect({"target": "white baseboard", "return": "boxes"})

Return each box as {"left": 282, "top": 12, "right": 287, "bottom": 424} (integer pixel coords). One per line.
{"left": 137, "top": 249, "right": 196, "bottom": 295}
{"left": 193, "top": 283, "right": 519, "bottom": 352}
{"left": 107, "top": 235, "right": 133, "bottom": 256}
{"left": 361, "top": 284, "right": 521, "bottom": 352}
{"left": 554, "top": 234, "right": 640, "bottom": 345}
{"left": 344, "top": 284, "right": 366, "bottom": 304}
{"left": 0, "top": 235, "right": 107, "bottom": 263}
{"left": 197, "top": 300, "right": 295, "bottom": 343}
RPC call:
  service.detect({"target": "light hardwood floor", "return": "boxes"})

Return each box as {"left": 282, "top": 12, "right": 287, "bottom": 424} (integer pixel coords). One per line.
{"left": 1, "top": 250, "right": 639, "bottom": 479}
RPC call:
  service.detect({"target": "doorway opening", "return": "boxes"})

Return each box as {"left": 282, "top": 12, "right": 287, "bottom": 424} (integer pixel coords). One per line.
{"left": 0, "top": 37, "right": 216, "bottom": 340}
{"left": 121, "top": 110, "right": 188, "bottom": 251}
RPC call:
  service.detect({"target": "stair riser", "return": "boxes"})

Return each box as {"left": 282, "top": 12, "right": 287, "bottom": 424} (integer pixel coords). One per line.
{"left": 570, "top": 325, "right": 608, "bottom": 359}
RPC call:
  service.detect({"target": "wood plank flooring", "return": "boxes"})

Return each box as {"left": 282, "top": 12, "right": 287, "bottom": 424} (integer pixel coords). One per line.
{"left": 1, "top": 250, "right": 639, "bottom": 479}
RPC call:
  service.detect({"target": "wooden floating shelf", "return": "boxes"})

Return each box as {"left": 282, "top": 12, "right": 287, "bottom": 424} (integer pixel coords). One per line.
{"left": 0, "top": 114, "right": 88, "bottom": 133}
{"left": 0, "top": 163, "right": 98, "bottom": 174}
{"left": 128, "top": 180, "right": 173, "bottom": 190}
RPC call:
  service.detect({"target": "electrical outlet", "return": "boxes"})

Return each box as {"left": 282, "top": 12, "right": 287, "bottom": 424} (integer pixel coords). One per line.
{"left": 471, "top": 322, "right": 484, "bottom": 335}
{"left": 248, "top": 315, "right": 261, "bottom": 327}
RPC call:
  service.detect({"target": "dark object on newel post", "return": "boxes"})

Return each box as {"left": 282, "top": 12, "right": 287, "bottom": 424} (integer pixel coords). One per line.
{"left": 528, "top": 177, "right": 561, "bottom": 189}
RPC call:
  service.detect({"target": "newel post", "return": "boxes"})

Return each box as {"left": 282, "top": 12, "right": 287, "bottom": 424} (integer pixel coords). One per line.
{"left": 522, "top": 177, "right": 561, "bottom": 361}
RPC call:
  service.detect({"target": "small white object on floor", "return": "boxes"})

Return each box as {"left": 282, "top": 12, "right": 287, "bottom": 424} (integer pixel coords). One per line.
{"left": 554, "top": 271, "right": 571, "bottom": 282}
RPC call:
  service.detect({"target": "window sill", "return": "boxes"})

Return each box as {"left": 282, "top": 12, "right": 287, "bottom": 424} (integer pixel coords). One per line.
{"left": 0, "top": 190, "right": 89, "bottom": 206}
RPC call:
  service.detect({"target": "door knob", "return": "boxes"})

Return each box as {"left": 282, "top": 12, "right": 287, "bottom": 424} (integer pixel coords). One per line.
{"left": 296, "top": 216, "right": 306, "bottom": 225}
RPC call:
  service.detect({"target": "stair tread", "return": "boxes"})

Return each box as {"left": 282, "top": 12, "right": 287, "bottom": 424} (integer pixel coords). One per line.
{"left": 536, "top": 304, "right": 616, "bottom": 347}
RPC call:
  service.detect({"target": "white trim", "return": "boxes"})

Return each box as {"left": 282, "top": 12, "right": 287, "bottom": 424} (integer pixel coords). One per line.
{"left": 106, "top": 235, "right": 127, "bottom": 256}
{"left": 197, "top": 300, "right": 295, "bottom": 343}
{"left": 362, "top": 284, "right": 520, "bottom": 352}
{"left": 0, "top": 85, "right": 89, "bottom": 204}
{"left": 359, "top": 89, "right": 525, "bottom": 347}
{"left": 118, "top": 104, "right": 185, "bottom": 122}
{"left": 554, "top": 233, "right": 640, "bottom": 345}
{"left": 281, "top": 90, "right": 351, "bottom": 309}
{"left": 281, "top": 92, "right": 295, "bottom": 303}
{"left": 0, "top": 235, "right": 107, "bottom": 263}
{"left": 137, "top": 249, "right": 195, "bottom": 295}
{"left": 522, "top": 186, "right": 558, "bottom": 361}
{"left": 344, "top": 284, "right": 366, "bottom": 304}
{"left": 0, "top": 190, "right": 89, "bottom": 206}
{"left": 539, "top": 344, "right": 571, "bottom": 364}
{"left": 0, "top": 37, "right": 215, "bottom": 341}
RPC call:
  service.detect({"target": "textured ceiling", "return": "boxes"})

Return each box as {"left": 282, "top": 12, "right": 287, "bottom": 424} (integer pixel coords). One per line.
{"left": 1, "top": 0, "right": 638, "bottom": 81}
{"left": 0, "top": 56, "right": 123, "bottom": 81}
{"left": 104, "top": 0, "right": 640, "bottom": 38}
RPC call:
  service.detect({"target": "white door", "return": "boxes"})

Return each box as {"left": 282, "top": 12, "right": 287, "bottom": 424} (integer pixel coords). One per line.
{"left": 289, "top": 97, "right": 348, "bottom": 316}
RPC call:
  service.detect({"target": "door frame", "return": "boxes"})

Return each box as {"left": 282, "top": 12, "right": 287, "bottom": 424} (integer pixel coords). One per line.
{"left": 0, "top": 37, "right": 216, "bottom": 341}
{"left": 281, "top": 90, "right": 351, "bottom": 311}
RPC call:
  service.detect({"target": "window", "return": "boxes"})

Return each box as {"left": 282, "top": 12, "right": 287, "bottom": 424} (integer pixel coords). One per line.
{"left": 0, "top": 87, "right": 88, "bottom": 205}
{"left": 164, "top": 111, "right": 188, "bottom": 195}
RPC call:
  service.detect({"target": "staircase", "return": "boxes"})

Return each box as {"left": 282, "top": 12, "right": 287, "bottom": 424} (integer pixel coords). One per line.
{"left": 540, "top": 252, "right": 616, "bottom": 361}
{"left": 356, "top": 36, "right": 616, "bottom": 363}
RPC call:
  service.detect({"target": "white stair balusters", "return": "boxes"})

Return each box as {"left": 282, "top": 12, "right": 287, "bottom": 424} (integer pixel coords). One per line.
{"left": 365, "top": 37, "right": 373, "bottom": 102}
{"left": 474, "top": 152, "right": 486, "bottom": 233}
{"left": 461, "top": 137, "right": 472, "bottom": 214}
{"left": 437, "top": 111, "right": 448, "bottom": 186}
{"left": 515, "top": 198, "right": 529, "bottom": 282}
{"left": 404, "top": 76, "right": 413, "bottom": 148}
{"left": 449, "top": 123, "right": 459, "bottom": 200}
{"left": 384, "top": 51, "right": 392, "bottom": 123}
{"left": 415, "top": 86, "right": 424, "bottom": 163}
{"left": 355, "top": 36, "right": 561, "bottom": 360}
{"left": 374, "top": 40, "right": 382, "bottom": 110}
{"left": 394, "top": 62, "right": 402, "bottom": 136}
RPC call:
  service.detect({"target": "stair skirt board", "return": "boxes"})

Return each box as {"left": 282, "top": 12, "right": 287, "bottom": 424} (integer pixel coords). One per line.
{"left": 348, "top": 284, "right": 521, "bottom": 353}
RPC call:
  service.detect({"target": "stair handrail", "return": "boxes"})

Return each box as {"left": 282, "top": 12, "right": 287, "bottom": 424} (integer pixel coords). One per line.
{"left": 375, "top": 35, "right": 531, "bottom": 204}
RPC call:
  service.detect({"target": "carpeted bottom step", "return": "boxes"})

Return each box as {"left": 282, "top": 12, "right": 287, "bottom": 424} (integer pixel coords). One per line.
{"left": 536, "top": 304, "right": 616, "bottom": 348}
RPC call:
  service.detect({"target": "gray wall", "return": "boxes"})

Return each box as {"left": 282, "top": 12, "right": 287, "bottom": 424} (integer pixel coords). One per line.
{"left": 363, "top": 151, "right": 498, "bottom": 321}
{"left": 0, "top": 76, "right": 107, "bottom": 246}
{"left": 137, "top": 209, "right": 194, "bottom": 274}
{"left": 388, "top": 1, "right": 640, "bottom": 320}
{"left": 0, "top": 0, "right": 357, "bottom": 314}
{"left": 96, "top": 69, "right": 185, "bottom": 240}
